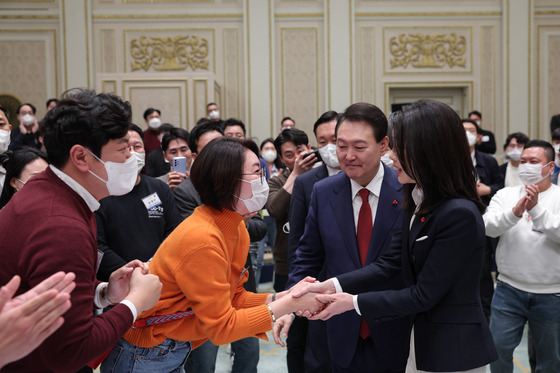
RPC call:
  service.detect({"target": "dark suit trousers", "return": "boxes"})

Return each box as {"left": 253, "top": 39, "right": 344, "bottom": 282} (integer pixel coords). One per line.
{"left": 330, "top": 336, "right": 404, "bottom": 373}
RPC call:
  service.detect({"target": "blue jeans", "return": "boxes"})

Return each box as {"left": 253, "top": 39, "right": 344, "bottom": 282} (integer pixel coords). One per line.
{"left": 100, "top": 338, "right": 191, "bottom": 373}
{"left": 489, "top": 281, "right": 560, "bottom": 373}
{"left": 184, "top": 338, "right": 259, "bottom": 373}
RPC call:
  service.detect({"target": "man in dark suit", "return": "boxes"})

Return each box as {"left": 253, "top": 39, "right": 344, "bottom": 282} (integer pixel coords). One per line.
{"left": 283, "top": 110, "right": 340, "bottom": 373}
{"left": 469, "top": 110, "right": 497, "bottom": 154}
{"left": 278, "top": 103, "right": 411, "bottom": 372}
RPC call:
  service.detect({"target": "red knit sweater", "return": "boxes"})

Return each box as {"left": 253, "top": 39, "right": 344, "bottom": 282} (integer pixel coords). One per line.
{"left": 0, "top": 167, "right": 133, "bottom": 372}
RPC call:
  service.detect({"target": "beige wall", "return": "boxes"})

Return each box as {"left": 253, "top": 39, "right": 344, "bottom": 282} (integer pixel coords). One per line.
{"left": 0, "top": 0, "right": 559, "bottom": 151}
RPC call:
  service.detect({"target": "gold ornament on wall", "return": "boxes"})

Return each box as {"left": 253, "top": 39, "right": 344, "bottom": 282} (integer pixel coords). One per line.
{"left": 130, "top": 35, "right": 209, "bottom": 72}
{"left": 389, "top": 32, "right": 466, "bottom": 69}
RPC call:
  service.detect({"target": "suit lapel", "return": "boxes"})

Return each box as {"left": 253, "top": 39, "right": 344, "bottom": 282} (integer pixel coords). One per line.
{"left": 408, "top": 210, "right": 434, "bottom": 248}
{"left": 367, "top": 166, "right": 402, "bottom": 264}
{"left": 331, "top": 175, "right": 362, "bottom": 268}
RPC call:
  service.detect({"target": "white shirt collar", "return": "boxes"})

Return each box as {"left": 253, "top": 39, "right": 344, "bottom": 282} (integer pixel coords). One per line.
{"left": 470, "top": 150, "right": 476, "bottom": 166}
{"left": 350, "top": 163, "right": 384, "bottom": 200}
{"left": 49, "top": 165, "right": 100, "bottom": 211}
{"left": 326, "top": 165, "right": 342, "bottom": 177}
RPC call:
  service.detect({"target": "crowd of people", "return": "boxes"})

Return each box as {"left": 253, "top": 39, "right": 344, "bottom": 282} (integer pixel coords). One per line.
{"left": 0, "top": 89, "right": 558, "bottom": 373}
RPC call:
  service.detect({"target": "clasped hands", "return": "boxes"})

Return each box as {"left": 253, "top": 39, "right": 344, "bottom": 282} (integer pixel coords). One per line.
{"left": 273, "top": 278, "right": 355, "bottom": 347}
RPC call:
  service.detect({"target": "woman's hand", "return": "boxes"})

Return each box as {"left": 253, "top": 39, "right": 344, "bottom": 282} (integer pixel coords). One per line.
{"left": 308, "top": 292, "right": 355, "bottom": 321}
{"left": 272, "top": 314, "right": 295, "bottom": 347}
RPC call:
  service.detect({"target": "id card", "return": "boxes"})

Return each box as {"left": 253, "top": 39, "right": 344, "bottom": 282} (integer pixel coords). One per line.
{"left": 142, "top": 192, "right": 162, "bottom": 210}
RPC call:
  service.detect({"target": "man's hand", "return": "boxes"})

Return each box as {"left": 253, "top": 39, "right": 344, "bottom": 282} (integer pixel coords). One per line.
{"left": 272, "top": 314, "right": 295, "bottom": 347}
{"left": 125, "top": 267, "right": 162, "bottom": 313}
{"left": 167, "top": 171, "right": 186, "bottom": 190}
{"left": 290, "top": 278, "right": 335, "bottom": 299}
{"left": 524, "top": 184, "right": 539, "bottom": 211}
{"left": 0, "top": 273, "right": 75, "bottom": 369}
{"left": 476, "top": 182, "right": 491, "bottom": 196}
{"left": 107, "top": 260, "right": 149, "bottom": 303}
{"left": 512, "top": 194, "right": 528, "bottom": 218}
{"left": 292, "top": 152, "right": 316, "bottom": 178}
{"left": 308, "top": 292, "right": 354, "bottom": 321}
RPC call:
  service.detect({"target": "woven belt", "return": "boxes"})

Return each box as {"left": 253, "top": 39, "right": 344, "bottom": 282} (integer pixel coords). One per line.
{"left": 133, "top": 310, "right": 194, "bottom": 328}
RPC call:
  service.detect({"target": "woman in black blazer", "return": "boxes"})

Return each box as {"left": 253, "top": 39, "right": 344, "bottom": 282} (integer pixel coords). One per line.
{"left": 303, "top": 99, "right": 498, "bottom": 372}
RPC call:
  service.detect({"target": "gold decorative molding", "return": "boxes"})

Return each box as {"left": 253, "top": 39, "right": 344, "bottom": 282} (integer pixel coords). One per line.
{"left": 389, "top": 32, "right": 467, "bottom": 69}
{"left": 275, "top": 13, "right": 324, "bottom": 19}
{"left": 93, "top": 13, "right": 242, "bottom": 20}
{"left": 130, "top": 35, "right": 209, "bottom": 72}
{"left": 0, "top": 15, "right": 58, "bottom": 20}
{"left": 535, "top": 10, "right": 560, "bottom": 16}
{"left": 356, "top": 11, "right": 501, "bottom": 17}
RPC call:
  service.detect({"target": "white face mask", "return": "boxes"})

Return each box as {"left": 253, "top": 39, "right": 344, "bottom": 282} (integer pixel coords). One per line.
{"left": 380, "top": 152, "right": 394, "bottom": 168}
{"left": 261, "top": 150, "right": 277, "bottom": 163}
{"left": 318, "top": 143, "right": 340, "bottom": 168}
{"left": 148, "top": 118, "right": 161, "bottom": 129}
{"left": 506, "top": 148, "right": 522, "bottom": 162}
{"left": 517, "top": 163, "right": 551, "bottom": 186}
{"left": 131, "top": 151, "right": 145, "bottom": 173}
{"left": 22, "top": 114, "right": 34, "bottom": 126}
{"left": 0, "top": 129, "right": 10, "bottom": 154}
{"left": 465, "top": 131, "right": 477, "bottom": 147}
{"left": 236, "top": 177, "right": 270, "bottom": 214}
{"left": 88, "top": 151, "right": 138, "bottom": 196}
{"left": 208, "top": 110, "right": 220, "bottom": 120}
{"left": 554, "top": 144, "right": 560, "bottom": 168}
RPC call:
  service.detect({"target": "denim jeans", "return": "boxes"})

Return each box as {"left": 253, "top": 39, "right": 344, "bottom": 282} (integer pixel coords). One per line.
{"left": 489, "top": 281, "right": 560, "bottom": 373}
{"left": 100, "top": 338, "right": 191, "bottom": 373}
{"left": 184, "top": 338, "right": 259, "bottom": 373}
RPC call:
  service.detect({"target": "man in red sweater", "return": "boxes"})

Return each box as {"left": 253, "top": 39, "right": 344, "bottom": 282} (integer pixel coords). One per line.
{"left": 0, "top": 88, "right": 162, "bottom": 372}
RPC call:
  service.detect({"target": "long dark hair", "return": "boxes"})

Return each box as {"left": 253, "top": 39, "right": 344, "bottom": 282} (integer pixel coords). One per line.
{"left": 0, "top": 147, "right": 48, "bottom": 209}
{"left": 390, "top": 99, "right": 485, "bottom": 215}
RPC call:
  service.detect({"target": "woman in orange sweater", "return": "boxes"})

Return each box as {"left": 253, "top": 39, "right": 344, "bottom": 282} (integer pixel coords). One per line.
{"left": 101, "top": 137, "right": 320, "bottom": 373}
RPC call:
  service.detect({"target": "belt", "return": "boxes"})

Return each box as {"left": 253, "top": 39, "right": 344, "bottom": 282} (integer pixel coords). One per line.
{"left": 132, "top": 310, "right": 194, "bottom": 328}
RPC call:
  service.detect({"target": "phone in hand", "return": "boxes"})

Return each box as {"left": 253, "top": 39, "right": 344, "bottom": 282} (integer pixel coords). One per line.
{"left": 172, "top": 157, "right": 187, "bottom": 175}
{"left": 302, "top": 149, "right": 322, "bottom": 163}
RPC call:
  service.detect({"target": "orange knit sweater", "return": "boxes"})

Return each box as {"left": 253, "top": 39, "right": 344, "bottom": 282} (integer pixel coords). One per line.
{"left": 124, "top": 205, "right": 271, "bottom": 349}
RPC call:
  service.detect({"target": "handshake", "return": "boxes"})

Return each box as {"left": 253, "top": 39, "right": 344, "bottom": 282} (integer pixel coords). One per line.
{"left": 273, "top": 278, "right": 355, "bottom": 347}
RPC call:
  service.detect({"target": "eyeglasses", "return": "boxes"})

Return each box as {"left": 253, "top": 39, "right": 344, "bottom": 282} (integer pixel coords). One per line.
{"left": 129, "top": 143, "right": 144, "bottom": 152}
{"left": 241, "top": 168, "right": 265, "bottom": 184}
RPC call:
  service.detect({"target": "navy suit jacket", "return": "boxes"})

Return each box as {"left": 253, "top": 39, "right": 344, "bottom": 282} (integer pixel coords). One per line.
{"left": 337, "top": 199, "right": 498, "bottom": 372}
{"left": 474, "top": 150, "right": 503, "bottom": 206}
{"left": 288, "top": 164, "right": 411, "bottom": 370}
{"left": 287, "top": 164, "right": 329, "bottom": 273}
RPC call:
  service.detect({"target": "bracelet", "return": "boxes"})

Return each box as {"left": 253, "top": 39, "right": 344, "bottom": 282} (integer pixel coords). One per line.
{"left": 266, "top": 304, "right": 276, "bottom": 323}
{"left": 271, "top": 292, "right": 276, "bottom": 302}
{"left": 102, "top": 285, "right": 114, "bottom": 305}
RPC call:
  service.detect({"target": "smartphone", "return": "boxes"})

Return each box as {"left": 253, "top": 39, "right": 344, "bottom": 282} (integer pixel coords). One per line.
{"left": 302, "top": 149, "right": 322, "bottom": 163}
{"left": 172, "top": 157, "right": 187, "bottom": 175}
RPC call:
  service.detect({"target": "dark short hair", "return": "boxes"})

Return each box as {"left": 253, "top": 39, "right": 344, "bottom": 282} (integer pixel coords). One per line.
{"left": 504, "top": 132, "right": 530, "bottom": 150}
{"left": 281, "top": 117, "right": 295, "bottom": 126}
{"left": 162, "top": 127, "right": 190, "bottom": 152}
{"left": 42, "top": 89, "right": 132, "bottom": 168}
{"left": 143, "top": 108, "right": 161, "bottom": 121}
{"left": 524, "top": 139, "right": 555, "bottom": 163}
{"left": 391, "top": 99, "right": 485, "bottom": 215}
{"left": 206, "top": 102, "right": 217, "bottom": 109}
{"left": 0, "top": 147, "right": 48, "bottom": 209}
{"left": 223, "top": 118, "right": 246, "bottom": 135}
{"left": 17, "top": 103, "right": 36, "bottom": 115}
{"left": 0, "top": 105, "right": 9, "bottom": 121}
{"left": 313, "top": 110, "right": 339, "bottom": 137}
{"left": 551, "top": 128, "right": 560, "bottom": 142}
{"left": 336, "top": 102, "right": 387, "bottom": 142}
{"left": 188, "top": 122, "right": 224, "bottom": 154}
{"left": 461, "top": 118, "right": 481, "bottom": 134}
{"left": 190, "top": 137, "right": 259, "bottom": 211}
{"left": 197, "top": 117, "right": 212, "bottom": 126}
{"left": 46, "top": 98, "right": 59, "bottom": 108}
{"left": 157, "top": 123, "right": 175, "bottom": 135}
{"left": 273, "top": 128, "right": 309, "bottom": 155}
{"left": 128, "top": 123, "right": 144, "bottom": 141}
{"left": 260, "top": 138, "right": 274, "bottom": 151}
{"left": 468, "top": 110, "right": 482, "bottom": 119}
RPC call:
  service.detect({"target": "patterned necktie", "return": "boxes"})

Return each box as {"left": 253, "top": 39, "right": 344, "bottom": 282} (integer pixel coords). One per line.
{"left": 357, "top": 188, "right": 372, "bottom": 339}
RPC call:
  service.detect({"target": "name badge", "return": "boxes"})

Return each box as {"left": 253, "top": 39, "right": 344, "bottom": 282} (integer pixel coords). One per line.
{"left": 96, "top": 249, "right": 104, "bottom": 273}
{"left": 142, "top": 192, "right": 162, "bottom": 210}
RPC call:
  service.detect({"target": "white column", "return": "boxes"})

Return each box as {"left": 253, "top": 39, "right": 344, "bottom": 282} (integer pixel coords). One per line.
{"left": 326, "top": 0, "right": 353, "bottom": 111}
{"left": 245, "top": 0, "right": 273, "bottom": 141}
{"left": 61, "top": 0, "right": 90, "bottom": 90}
{"left": 503, "top": 0, "right": 533, "bottom": 135}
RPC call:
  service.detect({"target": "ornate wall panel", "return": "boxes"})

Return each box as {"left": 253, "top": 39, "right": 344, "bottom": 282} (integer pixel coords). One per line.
{"left": 222, "top": 28, "right": 240, "bottom": 119}
{"left": 546, "top": 35, "right": 560, "bottom": 125}
{"left": 383, "top": 26, "right": 472, "bottom": 74}
{"left": 278, "top": 27, "right": 321, "bottom": 136}
{"left": 0, "top": 30, "right": 58, "bottom": 121}
{"left": 101, "top": 29, "right": 117, "bottom": 73}
{"left": 123, "top": 29, "right": 215, "bottom": 74}
{"left": 193, "top": 78, "right": 208, "bottom": 122}
{"left": 480, "top": 26, "right": 495, "bottom": 132}
{"left": 358, "top": 26, "right": 375, "bottom": 104}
